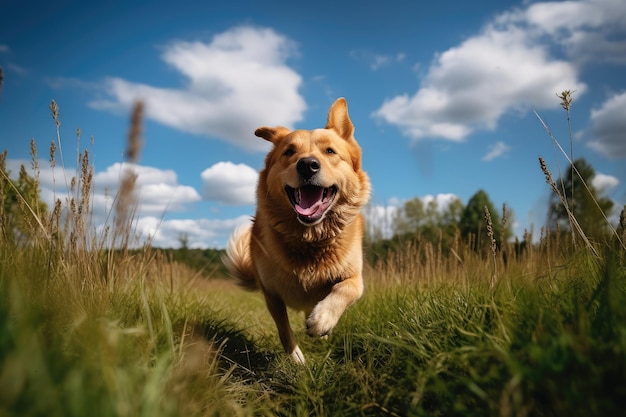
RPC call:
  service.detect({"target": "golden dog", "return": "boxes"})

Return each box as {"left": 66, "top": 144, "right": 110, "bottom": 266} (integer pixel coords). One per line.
{"left": 223, "top": 98, "right": 370, "bottom": 364}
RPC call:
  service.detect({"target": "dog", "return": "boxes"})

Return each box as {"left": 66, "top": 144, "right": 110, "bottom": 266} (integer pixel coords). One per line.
{"left": 222, "top": 98, "right": 370, "bottom": 364}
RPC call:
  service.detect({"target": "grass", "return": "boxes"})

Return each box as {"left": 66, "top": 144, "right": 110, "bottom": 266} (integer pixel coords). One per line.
{"left": 1, "top": 99, "right": 625, "bottom": 416}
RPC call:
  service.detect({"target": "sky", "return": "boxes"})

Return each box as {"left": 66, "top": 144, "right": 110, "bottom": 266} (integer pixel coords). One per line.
{"left": 1, "top": 0, "right": 625, "bottom": 249}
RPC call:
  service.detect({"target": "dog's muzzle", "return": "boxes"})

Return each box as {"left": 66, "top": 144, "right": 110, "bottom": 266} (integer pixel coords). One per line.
{"left": 285, "top": 157, "right": 337, "bottom": 224}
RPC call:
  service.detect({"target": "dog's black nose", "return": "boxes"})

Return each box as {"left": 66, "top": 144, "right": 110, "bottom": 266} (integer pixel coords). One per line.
{"left": 296, "top": 157, "right": 321, "bottom": 180}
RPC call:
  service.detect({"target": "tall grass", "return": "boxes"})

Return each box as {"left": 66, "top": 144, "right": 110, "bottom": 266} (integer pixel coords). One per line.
{"left": 0, "top": 101, "right": 275, "bottom": 416}
{"left": 1, "top": 99, "right": 625, "bottom": 416}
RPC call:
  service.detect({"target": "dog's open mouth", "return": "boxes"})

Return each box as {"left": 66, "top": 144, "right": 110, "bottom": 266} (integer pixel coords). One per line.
{"left": 285, "top": 185, "right": 337, "bottom": 224}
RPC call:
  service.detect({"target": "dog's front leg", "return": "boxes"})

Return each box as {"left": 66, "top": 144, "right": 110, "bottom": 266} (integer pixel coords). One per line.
{"left": 262, "top": 291, "right": 305, "bottom": 364}
{"left": 306, "top": 275, "right": 363, "bottom": 337}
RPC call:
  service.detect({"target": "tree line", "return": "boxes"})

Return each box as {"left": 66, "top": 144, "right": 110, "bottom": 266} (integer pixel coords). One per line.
{"left": 365, "top": 158, "right": 618, "bottom": 265}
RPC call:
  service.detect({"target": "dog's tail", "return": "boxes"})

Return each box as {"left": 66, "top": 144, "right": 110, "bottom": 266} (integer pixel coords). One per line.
{"left": 222, "top": 224, "right": 259, "bottom": 291}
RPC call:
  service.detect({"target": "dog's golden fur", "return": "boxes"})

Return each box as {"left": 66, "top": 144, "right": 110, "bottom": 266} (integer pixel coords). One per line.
{"left": 223, "top": 98, "right": 370, "bottom": 364}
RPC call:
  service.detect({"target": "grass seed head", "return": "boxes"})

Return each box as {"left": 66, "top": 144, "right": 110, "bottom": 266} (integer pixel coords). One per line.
{"left": 126, "top": 101, "right": 143, "bottom": 163}
{"left": 619, "top": 204, "right": 626, "bottom": 243}
{"left": 49, "top": 141, "right": 57, "bottom": 168}
{"left": 50, "top": 100, "right": 60, "bottom": 128}
{"left": 557, "top": 90, "right": 574, "bottom": 111}
{"left": 539, "top": 157, "right": 560, "bottom": 195}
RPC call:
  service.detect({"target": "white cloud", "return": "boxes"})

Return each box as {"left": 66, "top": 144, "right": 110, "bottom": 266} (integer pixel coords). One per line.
{"left": 516, "top": 0, "right": 626, "bottom": 65}
{"left": 7, "top": 159, "right": 201, "bottom": 220}
{"left": 592, "top": 172, "right": 619, "bottom": 192}
{"left": 134, "top": 215, "right": 251, "bottom": 249}
{"left": 201, "top": 161, "right": 258, "bottom": 205}
{"left": 482, "top": 141, "right": 511, "bottom": 161}
{"left": 92, "top": 163, "right": 201, "bottom": 215}
{"left": 90, "top": 26, "right": 306, "bottom": 152}
{"left": 5, "top": 157, "right": 254, "bottom": 248}
{"left": 587, "top": 92, "right": 626, "bottom": 158}
{"left": 0, "top": 44, "right": 9, "bottom": 53}
{"left": 373, "top": 2, "right": 591, "bottom": 142}
{"left": 421, "top": 193, "right": 461, "bottom": 213}
{"left": 350, "top": 50, "right": 406, "bottom": 71}
{"left": 363, "top": 203, "right": 399, "bottom": 239}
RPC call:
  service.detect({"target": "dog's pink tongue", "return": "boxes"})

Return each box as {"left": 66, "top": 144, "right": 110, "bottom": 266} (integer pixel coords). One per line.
{"left": 296, "top": 186, "right": 323, "bottom": 216}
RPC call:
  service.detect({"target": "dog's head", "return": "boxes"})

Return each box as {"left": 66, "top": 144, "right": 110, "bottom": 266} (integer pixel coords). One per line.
{"left": 255, "top": 98, "right": 370, "bottom": 228}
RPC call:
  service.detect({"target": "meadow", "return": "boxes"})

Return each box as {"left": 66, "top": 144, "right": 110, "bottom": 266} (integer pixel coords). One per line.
{"left": 1, "top": 101, "right": 625, "bottom": 416}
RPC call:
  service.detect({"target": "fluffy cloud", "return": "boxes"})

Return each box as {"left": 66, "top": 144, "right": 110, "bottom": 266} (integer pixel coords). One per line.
{"left": 482, "top": 141, "right": 511, "bottom": 162}
{"left": 201, "top": 161, "right": 258, "bottom": 205}
{"left": 420, "top": 193, "right": 461, "bottom": 212}
{"left": 134, "top": 215, "right": 251, "bottom": 249}
{"left": 7, "top": 159, "right": 201, "bottom": 220}
{"left": 514, "top": 0, "right": 626, "bottom": 65}
{"left": 592, "top": 172, "right": 620, "bottom": 192}
{"left": 587, "top": 92, "right": 626, "bottom": 158}
{"left": 373, "top": 1, "right": 602, "bottom": 142}
{"left": 90, "top": 26, "right": 306, "bottom": 152}
{"left": 91, "top": 163, "right": 201, "bottom": 216}
{"left": 363, "top": 203, "right": 399, "bottom": 240}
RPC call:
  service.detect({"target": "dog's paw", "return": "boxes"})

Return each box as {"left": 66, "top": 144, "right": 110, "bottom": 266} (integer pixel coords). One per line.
{"left": 306, "top": 305, "right": 340, "bottom": 337}
{"left": 290, "top": 346, "right": 306, "bottom": 365}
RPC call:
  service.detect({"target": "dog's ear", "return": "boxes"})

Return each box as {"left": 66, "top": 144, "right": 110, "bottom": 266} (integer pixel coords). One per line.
{"left": 254, "top": 126, "right": 291, "bottom": 144}
{"left": 327, "top": 98, "right": 363, "bottom": 172}
{"left": 326, "top": 97, "right": 354, "bottom": 141}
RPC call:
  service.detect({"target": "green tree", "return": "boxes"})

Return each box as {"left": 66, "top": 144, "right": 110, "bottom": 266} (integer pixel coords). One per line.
{"left": 459, "top": 189, "right": 508, "bottom": 251}
{"left": 392, "top": 196, "right": 464, "bottom": 246}
{"left": 0, "top": 151, "right": 48, "bottom": 243}
{"left": 441, "top": 198, "right": 464, "bottom": 226}
{"left": 548, "top": 158, "right": 614, "bottom": 240}
{"left": 392, "top": 197, "right": 425, "bottom": 235}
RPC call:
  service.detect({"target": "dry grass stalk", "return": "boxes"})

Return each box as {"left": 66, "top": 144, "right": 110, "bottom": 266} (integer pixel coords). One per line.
{"left": 557, "top": 90, "right": 573, "bottom": 112}
{"left": 115, "top": 171, "right": 137, "bottom": 226}
{"left": 538, "top": 156, "right": 599, "bottom": 258}
{"left": 50, "top": 199, "right": 62, "bottom": 241}
{"left": 500, "top": 203, "right": 508, "bottom": 254}
{"left": 126, "top": 101, "right": 143, "bottom": 163}
{"left": 619, "top": 204, "right": 626, "bottom": 249}
{"left": 29, "top": 139, "right": 42, "bottom": 218}
{"left": 79, "top": 150, "right": 92, "bottom": 216}
{"left": 49, "top": 140, "right": 57, "bottom": 168}
{"left": 484, "top": 205, "right": 498, "bottom": 288}
{"left": 75, "top": 127, "right": 81, "bottom": 173}
{"left": 0, "top": 151, "right": 6, "bottom": 237}
{"left": 49, "top": 99, "right": 72, "bottom": 195}
{"left": 50, "top": 99, "right": 60, "bottom": 129}
{"left": 557, "top": 90, "right": 575, "bottom": 217}
{"left": 114, "top": 101, "right": 144, "bottom": 249}
{"left": 536, "top": 96, "right": 623, "bottom": 252}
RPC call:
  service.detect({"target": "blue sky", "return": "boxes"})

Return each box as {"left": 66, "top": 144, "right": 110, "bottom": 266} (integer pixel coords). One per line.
{"left": 1, "top": 0, "right": 625, "bottom": 248}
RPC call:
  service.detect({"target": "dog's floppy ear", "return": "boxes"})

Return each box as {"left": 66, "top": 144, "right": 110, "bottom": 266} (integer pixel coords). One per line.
{"left": 326, "top": 97, "right": 354, "bottom": 141}
{"left": 254, "top": 126, "right": 291, "bottom": 144}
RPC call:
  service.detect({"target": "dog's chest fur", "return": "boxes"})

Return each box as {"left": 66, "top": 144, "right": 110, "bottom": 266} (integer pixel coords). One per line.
{"left": 252, "top": 224, "right": 358, "bottom": 293}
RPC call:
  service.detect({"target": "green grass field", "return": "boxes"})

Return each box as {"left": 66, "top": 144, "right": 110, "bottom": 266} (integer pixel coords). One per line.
{"left": 2, "top": 230, "right": 625, "bottom": 416}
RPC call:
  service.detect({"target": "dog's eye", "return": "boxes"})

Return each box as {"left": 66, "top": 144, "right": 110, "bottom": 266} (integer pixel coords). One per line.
{"left": 326, "top": 148, "right": 336, "bottom": 155}
{"left": 283, "top": 148, "right": 295, "bottom": 157}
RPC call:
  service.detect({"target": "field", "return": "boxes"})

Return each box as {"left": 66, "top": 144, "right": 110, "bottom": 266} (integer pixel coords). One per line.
{"left": 2, "top": 214, "right": 626, "bottom": 416}
{"left": 1, "top": 102, "right": 626, "bottom": 416}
